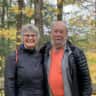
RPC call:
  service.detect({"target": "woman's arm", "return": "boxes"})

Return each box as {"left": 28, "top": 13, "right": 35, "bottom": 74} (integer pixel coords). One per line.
{"left": 4, "top": 53, "right": 17, "bottom": 96}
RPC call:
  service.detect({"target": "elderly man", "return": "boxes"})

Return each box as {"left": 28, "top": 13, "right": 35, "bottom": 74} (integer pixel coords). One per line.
{"left": 40, "top": 21, "right": 92, "bottom": 96}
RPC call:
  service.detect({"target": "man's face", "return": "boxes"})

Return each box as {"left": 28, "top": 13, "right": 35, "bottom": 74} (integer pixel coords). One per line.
{"left": 51, "top": 21, "right": 67, "bottom": 48}
{"left": 23, "top": 32, "right": 38, "bottom": 49}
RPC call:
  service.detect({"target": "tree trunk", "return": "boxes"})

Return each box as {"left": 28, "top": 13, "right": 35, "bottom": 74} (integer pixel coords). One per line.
{"left": 57, "top": 0, "right": 64, "bottom": 20}
{"left": 16, "top": 0, "right": 24, "bottom": 31}
{"left": 34, "top": 0, "right": 43, "bottom": 37}
{"left": 1, "top": 0, "right": 6, "bottom": 28}
{"left": 7, "top": 0, "right": 12, "bottom": 28}
{"left": 16, "top": 0, "right": 24, "bottom": 47}
{"left": 29, "top": 0, "right": 33, "bottom": 8}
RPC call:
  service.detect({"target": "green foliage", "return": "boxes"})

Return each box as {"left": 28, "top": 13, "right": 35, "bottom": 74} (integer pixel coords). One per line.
{"left": 42, "top": 3, "right": 57, "bottom": 26}
{"left": 0, "top": 37, "right": 15, "bottom": 76}
{"left": 0, "top": 37, "right": 13, "bottom": 56}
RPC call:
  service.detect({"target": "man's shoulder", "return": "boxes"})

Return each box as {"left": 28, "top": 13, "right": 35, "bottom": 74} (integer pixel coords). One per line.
{"left": 39, "top": 41, "right": 51, "bottom": 54}
{"left": 68, "top": 41, "right": 84, "bottom": 56}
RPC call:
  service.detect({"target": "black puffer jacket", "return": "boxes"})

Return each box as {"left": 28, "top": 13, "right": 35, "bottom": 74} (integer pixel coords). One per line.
{"left": 40, "top": 41, "right": 92, "bottom": 96}
{"left": 4, "top": 44, "right": 48, "bottom": 96}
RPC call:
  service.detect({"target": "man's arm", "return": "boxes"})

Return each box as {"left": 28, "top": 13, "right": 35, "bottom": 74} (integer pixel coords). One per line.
{"left": 75, "top": 48, "right": 92, "bottom": 96}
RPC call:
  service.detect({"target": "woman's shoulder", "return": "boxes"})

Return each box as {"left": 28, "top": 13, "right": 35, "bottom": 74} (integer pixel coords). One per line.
{"left": 6, "top": 51, "right": 16, "bottom": 58}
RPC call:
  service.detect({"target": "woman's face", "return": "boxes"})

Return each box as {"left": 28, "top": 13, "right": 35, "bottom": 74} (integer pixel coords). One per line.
{"left": 23, "top": 32, "right": 38, "bottom": 49}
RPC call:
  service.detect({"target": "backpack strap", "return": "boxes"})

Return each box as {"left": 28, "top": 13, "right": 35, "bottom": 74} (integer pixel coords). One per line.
{"left": 16, "top": 48, "right": 18, "bottom": 64}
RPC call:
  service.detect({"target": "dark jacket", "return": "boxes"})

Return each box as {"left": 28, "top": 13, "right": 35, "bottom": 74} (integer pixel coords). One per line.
{"left": 4, "top": 44, "right": 48, "bottom": 96}
{"left": 40, "top": 41, "right": 92, "bottom": 96}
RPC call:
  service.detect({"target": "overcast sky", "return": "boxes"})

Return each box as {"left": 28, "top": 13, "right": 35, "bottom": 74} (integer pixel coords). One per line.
{"left": 48, "top": 0, "right": 57, "bottom": 5}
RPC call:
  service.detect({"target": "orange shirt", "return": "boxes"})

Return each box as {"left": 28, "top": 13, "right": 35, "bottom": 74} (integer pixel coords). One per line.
{"left": 48, "top": 48, "right": 64, "bottom": 96}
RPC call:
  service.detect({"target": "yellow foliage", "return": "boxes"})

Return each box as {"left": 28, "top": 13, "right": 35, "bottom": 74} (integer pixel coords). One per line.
{"left": 0, "top": 28, "right": 16, "bottom": 40}
{"left": 0, "top": 56, "right": 5, "bottom": 63}
{"left": 69, "top": 18, "right": 76, "bottom": 25}
{"left": 52, "top": 8, "right": 58, "bottom": 12}
{"left": 88, "top": 64, "right": 96, "bottom": 84}
{"left": 89, "top": 42, "right": 96, "bottom": 49}
{"left": 23, "top": 7, "right": 34, "bottom": 17}
{"left": 47, "top": 16, "right": 51, "bottom": 22}
{"left": 57, "top": 0, "right": 63, "bottom": 5}
{"left": 86, "top": 51, "right": 96, "bottom": 84}
{"left": 9, "top": 6, "right": 34, "bottom": 17}
{"left": 0, "top": 56, "right": 2, "bottom": 61}
{"left": 16, "top": 42, "right": 21, "bottom": 46}
{"left": 48, "top": 7, "right": 53, "bottom": 11}
{"left": 86, "top": 52, "right": 96, "bottom": 64}
{"left": 9, "top": 6, "right": 21, "bottom": 14}
{"left": 54, "top": 8, "right": 60, "bottom": 15}
{"left": 17, "top": 35, "right": 21, "bottom": 39}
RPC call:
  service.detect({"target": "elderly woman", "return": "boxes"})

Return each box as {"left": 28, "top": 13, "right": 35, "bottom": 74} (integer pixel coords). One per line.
{"left": 4, "top": 24, "right": 48, "bottom": 96}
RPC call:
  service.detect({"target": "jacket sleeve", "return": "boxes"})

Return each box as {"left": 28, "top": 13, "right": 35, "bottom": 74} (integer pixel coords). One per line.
{"left": 75, "top": 49, "right": 92, "bottom": 96}
{"left": 4, "top": 53, "right": 17, "bottom": 96}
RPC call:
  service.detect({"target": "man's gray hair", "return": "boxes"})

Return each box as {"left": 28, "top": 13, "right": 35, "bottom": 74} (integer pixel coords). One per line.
{"left": 21, "top": 23, "right": 40, "bottom": 39}
{"left": 50, "top": 20, "right": 68, "bottom": 34}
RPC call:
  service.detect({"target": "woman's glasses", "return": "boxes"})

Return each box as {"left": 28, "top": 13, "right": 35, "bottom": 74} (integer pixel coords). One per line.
{"left": 24, "top": 34, "right": 36, "bottom": 38}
